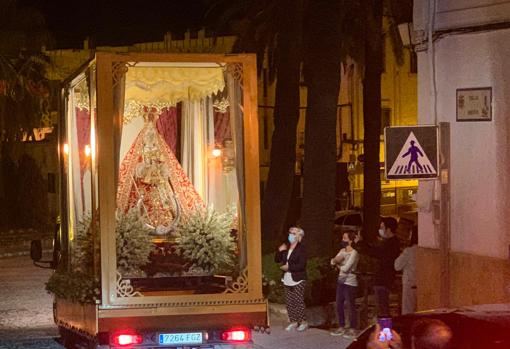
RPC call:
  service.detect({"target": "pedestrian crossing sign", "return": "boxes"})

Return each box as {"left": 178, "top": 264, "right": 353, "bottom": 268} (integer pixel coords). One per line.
{"left": 384, "top": 126, "right": 439, "bottom": 180}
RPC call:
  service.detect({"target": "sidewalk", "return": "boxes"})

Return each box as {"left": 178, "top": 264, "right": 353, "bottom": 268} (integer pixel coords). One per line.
{"left": 252, "top": 313, "right": 354, "bottom": 349}
{"left": 0, "top": 229, "right": 52, "bottom": 258}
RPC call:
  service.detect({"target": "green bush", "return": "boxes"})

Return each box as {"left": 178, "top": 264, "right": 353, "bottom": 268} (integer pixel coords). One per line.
{"left": 306, "top": 256, "right": 338, "bottom": 306}
{"left": 262, "top": 253, "right": 285, "bottom": 303}
{"left": 46, "top": 270, "right": 100, "bottom": 304}
{"left": 262, "top": 254, "right": 338, "bottom": 305}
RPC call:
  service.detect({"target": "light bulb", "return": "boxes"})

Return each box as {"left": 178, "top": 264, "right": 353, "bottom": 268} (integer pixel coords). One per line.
{"left": 212, "top": 147, "right": 222, "bottom": 158}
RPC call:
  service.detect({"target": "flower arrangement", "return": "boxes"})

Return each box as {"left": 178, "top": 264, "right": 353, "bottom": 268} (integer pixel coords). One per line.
{"left": 46, "top": 208, "right": 154, "bottom": 303}
{"left": 115, "top": 208, "right": 153, "bottom": 276}
{"left": 175, "top": 207, "right": 237, "bottom": 275}
{"left": 46, "top": 212, "right": 100, "bottom": 303}
{"left": 46, "top": 270, "right": 100, "bottom": 303}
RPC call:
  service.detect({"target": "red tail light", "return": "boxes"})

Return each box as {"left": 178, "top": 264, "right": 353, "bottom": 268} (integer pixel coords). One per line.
{"left": 221, "top": 328, "right": 251, "bottom": 342}
{"left": 112, "top": 332, "right": 143, "bottom": 346}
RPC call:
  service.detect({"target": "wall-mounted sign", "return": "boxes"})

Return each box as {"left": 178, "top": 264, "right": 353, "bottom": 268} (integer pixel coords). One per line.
{"left": 456, "top": 87, "right": 492, "bottom": 122}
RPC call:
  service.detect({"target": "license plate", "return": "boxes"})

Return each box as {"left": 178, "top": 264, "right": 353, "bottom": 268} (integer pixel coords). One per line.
{"left": 159, "top": 332, "right": 203, "bottom": 345}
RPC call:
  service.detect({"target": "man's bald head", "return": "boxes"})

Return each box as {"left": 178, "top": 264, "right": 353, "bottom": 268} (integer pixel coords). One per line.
{"left": 411, "top": 318, "right": 453, "bottom": 349}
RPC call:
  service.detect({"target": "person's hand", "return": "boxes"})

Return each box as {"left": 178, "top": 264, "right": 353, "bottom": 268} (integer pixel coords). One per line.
{"left": 367, "top": 325, "right": 389, "bottom": 349}
{"left": 388, "top": 330, "right": 402, "bottom": 349}
{"left": 280, "top": 263, "right": 289, "bottom": 271}
{"left": 278, "top": 243, "right": 288, "bottom": 252}
{"left": 330, "top": 258, "right": 336, "bottom": 266}
{"left": 367, "top": 325, "right": 403, "bottom": 349}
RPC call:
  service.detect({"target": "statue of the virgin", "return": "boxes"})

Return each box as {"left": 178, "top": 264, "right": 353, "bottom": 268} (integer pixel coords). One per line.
{"left": 117, "top": 110, "right": 204, "bottom": 235}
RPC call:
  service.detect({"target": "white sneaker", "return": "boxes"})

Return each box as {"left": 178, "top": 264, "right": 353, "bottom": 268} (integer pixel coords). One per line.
{"left": 343, "top": 328, "right": 358, "bottom": 339}
{"left": 330, "top": 327, "right": 345, "bottom": 336}
{"left": 285, "top": 322, "right": 298, "bottom": 331}
{"left": 296, "top": 322, "right": 309, "bottom": 332}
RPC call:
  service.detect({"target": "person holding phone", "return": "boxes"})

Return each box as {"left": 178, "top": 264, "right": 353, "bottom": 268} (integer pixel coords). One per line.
{"left": 330, "top": 230, "right": 360, "bottom": 337}
{"left": 275, "top": 226, "right": 308, "bottom": 332}
{"left": 366, "top": 318, "right": 453, "bottom": 349}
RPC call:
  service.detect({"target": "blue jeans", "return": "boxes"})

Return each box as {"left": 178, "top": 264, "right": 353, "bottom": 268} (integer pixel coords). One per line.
{"left": 336, "top": 281, "right": 357, "bottom": 328}
{"left": 373, "top": 285, "right": 390, "bottom": 316}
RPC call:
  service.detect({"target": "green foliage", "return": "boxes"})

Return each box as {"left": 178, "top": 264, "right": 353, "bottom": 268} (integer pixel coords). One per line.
{"left": 46, "top": 209, "right": 154, "bottom": 303}
{"left": 305, "top": 256, "right": 338, "bottom": 306}
{"left": 46, "top": 270, "right": 100, "bottom": 304}
{"left": 262, "top": 253, "right": 285, "bottom": 303}
{"left": 306, "top": 256, "right": 328, "bottom": 283}
{"left": 176, "top": 207, "right": 237, "bottom": 274}
{"left": 73, "top": 212, "right": 98, "bottom": 274}
{"left": 116, "top": 208, "right": 153, "bottom": 275}
{"left": 46, "top": 213, "right": 100, "bottom": 303}
{"left": 261, "top": 254, "right": 336, "bottom": 305}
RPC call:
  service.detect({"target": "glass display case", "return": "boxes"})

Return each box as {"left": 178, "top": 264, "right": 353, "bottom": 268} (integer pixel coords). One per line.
{"left": 61, "top": 53, "right": 262, "bottom": 308}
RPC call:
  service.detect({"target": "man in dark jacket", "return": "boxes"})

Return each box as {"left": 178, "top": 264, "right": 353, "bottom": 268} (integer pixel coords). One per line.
{"left": 359, "top": 217, "right": 401, "bottom": 316}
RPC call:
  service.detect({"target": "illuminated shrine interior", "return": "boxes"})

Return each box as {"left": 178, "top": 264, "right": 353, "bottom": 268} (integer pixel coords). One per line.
{"left": 67, "top": 62, "right": 246, "bottom": 296}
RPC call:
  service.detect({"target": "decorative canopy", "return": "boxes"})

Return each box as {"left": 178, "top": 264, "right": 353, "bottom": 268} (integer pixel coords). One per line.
{"left": 124, "top": 66, "right": 225, "bottom": 122}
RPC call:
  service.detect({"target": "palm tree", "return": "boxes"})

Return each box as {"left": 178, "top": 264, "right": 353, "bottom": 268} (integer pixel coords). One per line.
{"left": 0, "top": 0, "right": 54, "bottom": 143}
{"left": 300, "top": 0, "right": 413, "bottom": 249}
{"left": 206, "top": 0, "right": 304, "bottom": 246}
{"left": 299, "top": 0, "right": 344, "bottom": 257}
{"left": 361, "top": 0, "right": 384, "bottom": 241}
{"left": 361, "top": 0, "right": 412, "bottom": 240}
{"left": 0, "top": 0, "right": 53, "bottom": 228}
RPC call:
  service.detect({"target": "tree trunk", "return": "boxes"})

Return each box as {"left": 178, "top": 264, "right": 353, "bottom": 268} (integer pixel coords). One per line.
{"left": 261, "top": 0, "right": 303, "bottom": 246}
{"left": 362, "top": 0, "right": 383, "bottom": 241}
{"left": 300, "top": 0, "right": 343, "bottom": 258}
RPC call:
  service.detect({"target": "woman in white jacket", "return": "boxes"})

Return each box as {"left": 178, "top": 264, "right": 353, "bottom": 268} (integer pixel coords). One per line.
{"left": 330, "top": 231, "right": 360, "bottom": 337}
{"left": 394, "top": 225, "right": 418, "bottom": 314}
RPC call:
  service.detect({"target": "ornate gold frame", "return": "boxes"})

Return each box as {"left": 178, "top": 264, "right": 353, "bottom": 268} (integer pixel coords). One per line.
{"left": 93, "top": 53, "right": 263, "bottom": 311}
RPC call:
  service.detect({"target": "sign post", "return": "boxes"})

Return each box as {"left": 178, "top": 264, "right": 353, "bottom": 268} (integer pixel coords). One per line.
{"left": 384, "top": 125, "right": 439, "bottom": 180}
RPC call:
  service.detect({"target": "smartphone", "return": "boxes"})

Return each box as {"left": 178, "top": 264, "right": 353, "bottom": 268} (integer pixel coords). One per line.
{"left": 377, "top": 317, "right": 393, "bottom": 342}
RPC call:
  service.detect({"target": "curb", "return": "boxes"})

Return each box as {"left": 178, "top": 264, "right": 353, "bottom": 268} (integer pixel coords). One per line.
{"left": 0, "top": 249, "right": 53, "bottom": 259}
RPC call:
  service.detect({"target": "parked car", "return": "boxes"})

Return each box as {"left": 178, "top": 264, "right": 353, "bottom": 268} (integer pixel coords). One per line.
{"left": 334, "top": 210, "right": 363, "bottom": 233}
{"left": 347, "top": 303, "right": 510, "bottom": 349}
{"left": 333, "top": 209, "right": 417, "bottom": 245}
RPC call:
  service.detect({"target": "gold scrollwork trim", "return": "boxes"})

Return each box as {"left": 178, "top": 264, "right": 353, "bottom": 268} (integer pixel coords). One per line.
{"left": 112, "top": 61, "right": 137, "bottom": 87}
{"left": 226, "top": 63, "right": 243, "bottom": 84}
{"left": 109, "top": 297, "right": 266, "bottom": 309}
{"left": 116, "top": 272, "right": 143, "bottom": 298}
{"left": 223, "top": 268, "right": 248, "bottom": 294}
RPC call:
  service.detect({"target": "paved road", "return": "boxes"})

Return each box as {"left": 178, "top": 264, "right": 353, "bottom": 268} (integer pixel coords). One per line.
{"left": 0, "top": 255, "right": 350, "bottom": 349}
{"left": 253, "top": 324, "right": 352, "bottom": 349}
{"left": 0, "top": 255, "right": 62, "bottom": 348}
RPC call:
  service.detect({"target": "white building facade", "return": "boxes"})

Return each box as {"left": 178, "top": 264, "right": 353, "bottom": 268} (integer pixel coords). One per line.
{"left": 414, "top": 0, "right": 510, "bottom": 309}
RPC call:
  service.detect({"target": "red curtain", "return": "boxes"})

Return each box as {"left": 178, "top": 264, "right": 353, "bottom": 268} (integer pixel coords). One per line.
{"left": 214, "top": 109, "right": 231, "bottom": 145}
{"left": 156, "top": 105, "right": 180, "bottom": 157}
{"left": 76, "top": 108, "right": 91, "bottom": 179}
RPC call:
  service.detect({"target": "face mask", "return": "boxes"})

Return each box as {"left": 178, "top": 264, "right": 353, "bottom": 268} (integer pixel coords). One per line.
{"left": 340, "top": 241, "right": 349, "bottom": 249}
{"left": 378, "top": 228, "right": 386, "bottom": 238}
{"left": 288, "top": 234, "right": 297, "bottom": 244}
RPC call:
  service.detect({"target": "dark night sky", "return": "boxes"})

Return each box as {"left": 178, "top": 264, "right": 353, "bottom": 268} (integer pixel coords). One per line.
{"left": 19, "top": 0, "right": 209, "bottom": 49}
